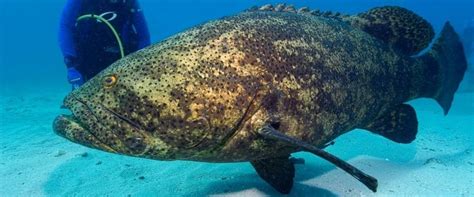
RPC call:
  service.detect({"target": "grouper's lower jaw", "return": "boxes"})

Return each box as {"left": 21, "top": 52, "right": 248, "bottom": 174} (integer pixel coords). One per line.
{"left": 53, "top": 115, "right": 117, "bottom": 153}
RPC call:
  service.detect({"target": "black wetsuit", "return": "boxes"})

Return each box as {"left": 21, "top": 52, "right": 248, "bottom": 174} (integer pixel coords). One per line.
{"left": 59, "top": 0, "right": 150, "bottom": 80}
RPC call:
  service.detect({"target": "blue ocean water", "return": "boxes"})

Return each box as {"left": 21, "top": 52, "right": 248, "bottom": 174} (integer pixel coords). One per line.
{"left": 0, "top": 0, "right": 473, "bottom": 196}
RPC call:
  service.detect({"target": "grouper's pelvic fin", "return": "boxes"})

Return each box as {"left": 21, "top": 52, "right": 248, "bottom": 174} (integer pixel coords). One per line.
{"left": 256, "top": 125, "right": 378, "bottom": 193}
{"left": 419, "top": 22, "right": 467, "bottom": 115}
{"left": 251, "top": 155, "right": 295, "bottom": 194}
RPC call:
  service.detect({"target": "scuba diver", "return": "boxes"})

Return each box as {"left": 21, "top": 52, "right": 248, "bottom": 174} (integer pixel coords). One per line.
{"left": 58, "top": 0, "right": 151, "bottom": 90}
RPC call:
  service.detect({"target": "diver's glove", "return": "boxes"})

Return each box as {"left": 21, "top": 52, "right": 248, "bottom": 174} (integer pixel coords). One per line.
{"left": 67, "top": 68, "right": 84, "bottom": 90}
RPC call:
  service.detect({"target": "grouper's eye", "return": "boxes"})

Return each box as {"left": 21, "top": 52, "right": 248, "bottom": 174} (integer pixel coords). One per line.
{"left": 103, "top": 74, "right": 118, "bottom": 88}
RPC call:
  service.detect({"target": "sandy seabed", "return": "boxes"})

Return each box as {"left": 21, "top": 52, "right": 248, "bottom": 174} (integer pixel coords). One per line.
{"left": 0, "top": 81, "right": 472, "bottom": 196}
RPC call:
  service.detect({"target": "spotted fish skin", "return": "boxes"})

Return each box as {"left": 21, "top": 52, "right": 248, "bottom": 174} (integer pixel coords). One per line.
{"left": 54, "top": 8, "right": 465, "bottom": 162}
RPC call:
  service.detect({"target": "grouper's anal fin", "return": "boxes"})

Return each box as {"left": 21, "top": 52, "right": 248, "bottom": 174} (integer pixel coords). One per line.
{"left": 363, "top": 104, "right": 418, "bottom": 144}
{"left": 251, "top": 156, "right": 295, "bottom": 194}
{"left": 257, "top": 125, "right": 378, "bottom": 192}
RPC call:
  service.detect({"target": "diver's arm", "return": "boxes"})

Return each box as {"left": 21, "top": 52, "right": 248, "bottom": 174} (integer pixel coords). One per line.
{"left": 130, "top": 0, "right": 151, "bottom": 49}
{"left": 58, "top": 0, "right": 81, "bottom": 68}
{"left": 58, "top": 0, "right": 84, "bottom": 88}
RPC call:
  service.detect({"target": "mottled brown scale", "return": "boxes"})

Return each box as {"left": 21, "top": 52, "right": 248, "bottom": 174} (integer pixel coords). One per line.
{"left": 54, "top": 5, "right": 466, "bottom": 165}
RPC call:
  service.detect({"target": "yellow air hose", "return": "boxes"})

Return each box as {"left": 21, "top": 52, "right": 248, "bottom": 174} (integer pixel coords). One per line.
{"left": 76, "top": 14, "right": 125, "bottom": 58}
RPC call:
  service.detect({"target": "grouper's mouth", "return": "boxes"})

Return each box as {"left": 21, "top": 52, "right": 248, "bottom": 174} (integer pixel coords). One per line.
{"left": 53, "top": 111, "right": 118, "bottom": 153}
{"left": 53, "top": 94, "right": 152, "bottom": 156}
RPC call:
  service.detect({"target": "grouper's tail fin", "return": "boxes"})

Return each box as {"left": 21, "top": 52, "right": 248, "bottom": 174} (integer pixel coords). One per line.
{"left": 420, "top": 22, "right": 467, "bottom": 115}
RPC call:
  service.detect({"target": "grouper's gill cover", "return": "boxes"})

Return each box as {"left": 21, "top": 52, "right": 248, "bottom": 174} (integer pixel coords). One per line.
{"left": 54, "top": 5, "right": 467, "bottom": 194}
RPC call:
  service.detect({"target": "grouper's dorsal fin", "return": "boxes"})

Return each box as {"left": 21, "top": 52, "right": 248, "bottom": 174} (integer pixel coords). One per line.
{"left": 257, "top": 125, "right": 378, "bottom": 192}
{"left": 246, "top": 4, "right": 350, "bottom": 20}
{"left": 350, "top": 6, "right": 435, "bottom": 55}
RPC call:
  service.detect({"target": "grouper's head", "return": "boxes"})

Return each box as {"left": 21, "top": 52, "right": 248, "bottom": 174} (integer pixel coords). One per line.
{"left": 53, "top": 48, "right": 224, "bottom": 160}
{"left": 53, "top": 58, "right": 162, "bottom": 157}
{"left": 53, "top": 13, "right": 303, "bottom": 161}
{"left": 53, "top": 27, "right": 265, "bottom": 161}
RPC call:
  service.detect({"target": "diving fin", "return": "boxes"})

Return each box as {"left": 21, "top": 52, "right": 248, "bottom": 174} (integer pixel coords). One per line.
{"left": 251, "top": 156, "right": 295, "bottom": 194}
{"left": 363, "top": 104, "right": 418, "bottom": 144}
{"left": 258, "top": 125, "right": 378, "bottom": 192}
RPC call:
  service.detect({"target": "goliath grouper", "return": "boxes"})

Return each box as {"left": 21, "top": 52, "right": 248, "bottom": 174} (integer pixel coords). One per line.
{"left": 54, "top": 5, "right": 467, "bottom": 194}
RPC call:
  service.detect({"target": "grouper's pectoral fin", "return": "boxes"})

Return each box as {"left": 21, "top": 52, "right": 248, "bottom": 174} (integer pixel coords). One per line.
{"left": 363, "top": 104, "right": 418, "bottom": 144}
{"left": 257, "top": 125, "right": 378, "bottom": 192}
{"left": 251, "top": 156, "right": 295, "bottom": 194}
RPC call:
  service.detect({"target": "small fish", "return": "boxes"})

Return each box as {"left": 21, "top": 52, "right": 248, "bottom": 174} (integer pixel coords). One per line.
{"left": 54, "top": 5, "right": 467, "bottom": 194}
